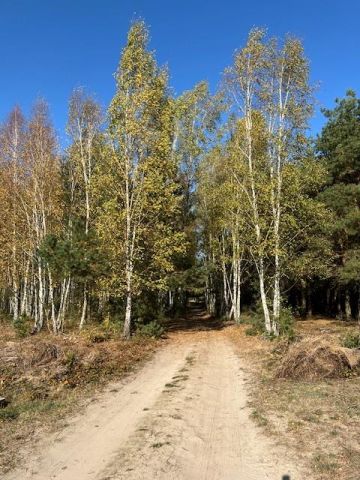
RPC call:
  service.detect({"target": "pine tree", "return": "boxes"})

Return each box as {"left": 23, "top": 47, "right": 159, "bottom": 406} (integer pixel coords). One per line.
{"left": 317, "top": 91, "right": 360, "bottom": 320}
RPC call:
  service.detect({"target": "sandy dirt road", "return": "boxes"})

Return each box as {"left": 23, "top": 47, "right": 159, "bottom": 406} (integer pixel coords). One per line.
{"left": 5, "top": 328, "right": 303, "bottom": 480}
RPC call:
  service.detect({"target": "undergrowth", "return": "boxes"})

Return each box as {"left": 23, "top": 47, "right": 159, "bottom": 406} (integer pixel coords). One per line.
{"left": 341, "top": 330, "right": 360, "bottom": 349}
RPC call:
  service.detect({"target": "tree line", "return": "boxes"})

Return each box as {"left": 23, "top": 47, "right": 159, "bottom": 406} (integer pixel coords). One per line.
{"left": 0, "top": 21, "right": 359, "bottom": 338}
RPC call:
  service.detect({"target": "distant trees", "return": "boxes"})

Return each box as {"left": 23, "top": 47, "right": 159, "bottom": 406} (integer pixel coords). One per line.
{"left": 169, "top": 81, "right": 222, "bottom": 312}
{"left": 0, "top": 20, "right": 359, "bottom": 337}
{"left": 0, "top": 101, "right": 63, "bottom": 332}
{"left": 0, "top": 107, "right": 27, "bottom": 323}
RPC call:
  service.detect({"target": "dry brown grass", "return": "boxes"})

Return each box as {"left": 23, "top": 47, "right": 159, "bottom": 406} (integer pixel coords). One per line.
{"left": 226, "top": 319, "right": 360, "bottom": 480}
{"left": 0, "top": 323, "right": 160, "bottom": 473}
{"left": 277, "top": 336, "right": 360, "bottom": 380}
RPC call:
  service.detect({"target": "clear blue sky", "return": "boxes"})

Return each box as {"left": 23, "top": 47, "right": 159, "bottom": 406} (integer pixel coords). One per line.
{"left": 1, "top": 0, "right": 359, "bottom": 147}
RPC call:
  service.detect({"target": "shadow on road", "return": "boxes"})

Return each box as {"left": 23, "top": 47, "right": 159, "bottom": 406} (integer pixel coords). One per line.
{"left": 165, "top": 303, "right": 224, "bottom": 333}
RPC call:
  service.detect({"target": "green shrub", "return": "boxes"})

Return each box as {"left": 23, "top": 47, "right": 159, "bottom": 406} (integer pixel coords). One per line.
{"left": 104, "top": 315, "right": 125, "bottom": 335}
{"left": 88, "top": 330, "right": 111, "bottom": 343}
{"left": 244, "top": 303, "right": 295, "bottom": 339}
{"left": 244, "top": 304, "right": 266, "bottom": 336}
{"left": 278, "top": 306, "right": 295, "bottom": 340}
{"left": 63, "top": 351, "right": 77, "bottom": 369}
{"left": 341, "top": 330, "right": 360, "bottom": 349}
{"left": 0, "top": 406, "right": 19, "bottom": 421}
{"left": 133, "top": 296, "right": 160, "bottom": 324}
{"left": 0, "top": 400, "right": 62, "bottom": 422}
{"left": 245, "top": 325, "right": 261, "bottom": 336}
{"left": 136, "top": 320, "right": 164, "bottom": 339}
{"left": 13, "top": 315, "right": 29, "bottom": 338}
{"left": 82, "top": 315, "right": 125, "bottom": 342}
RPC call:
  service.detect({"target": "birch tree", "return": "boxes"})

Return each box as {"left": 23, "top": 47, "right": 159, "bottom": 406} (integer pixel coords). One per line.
{"left": 224, "top": 29, "right": 313, "bottom": 334}
{"left": 96, "top": 21, "right": 184, "bottom": 338}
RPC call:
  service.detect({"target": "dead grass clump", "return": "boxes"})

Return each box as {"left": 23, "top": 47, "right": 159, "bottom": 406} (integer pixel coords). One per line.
{"left": 28, "top": 341, "right": 61, "bottom": 366}
{"left": 277, "top": 337, "right": 360, "bottom": 380}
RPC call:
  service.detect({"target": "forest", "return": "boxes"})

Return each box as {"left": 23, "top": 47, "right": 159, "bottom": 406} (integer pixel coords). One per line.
{"left": 1, "top": 20, "right": 359, "bottom": 339}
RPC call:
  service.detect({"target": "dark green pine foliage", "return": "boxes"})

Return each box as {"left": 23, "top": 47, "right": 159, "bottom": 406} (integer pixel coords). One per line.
{"left": 317, "top": 91, "right": 360, "bottom": 319}
{"left": 38, "top": 221, "right": 107, "bottom": 316}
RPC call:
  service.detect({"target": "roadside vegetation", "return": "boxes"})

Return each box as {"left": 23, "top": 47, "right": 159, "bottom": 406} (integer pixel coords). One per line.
{"left": 227, "top": 319, "right": 360, "bottom": 480}
{"left": 0, "top": 317, "right": 160, "bottom": 473}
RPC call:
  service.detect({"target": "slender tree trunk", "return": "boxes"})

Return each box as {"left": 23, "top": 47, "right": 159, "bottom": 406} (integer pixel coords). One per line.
{"left": 230, "top": 234, "right": 241, "bottom": 324}
{"left": 80, "top": 185, "right": 90, "bottom": 328}
{"left": 345, "top": 289, "right": 352, "bottom": 321}
{"left": 56, "top": 277, "right": 71, "bottom": 332}
{"left": 236, "top": 266, "right": 241, "bottom": 323}
{"left": 326, "top": 287, "right": 331, "bottom": 315}
{"left": 300, "top": 279, "right": 307, "bottom": 317}
{"left": 36, "top": 262, "right": 44, "bottom": 331}
{"left": 28, "top": 271, "right": 34, "bottom": 318}
{"left": 168, "top": 290, "right": 174, "bottom": 310}
{"left": 258, "top": 258, "right": 271, "bottom": 334}
{"left": 34, "top": 277, "right": 39, "bottom": 327}
{"left": 205, "top": 275, "right": 216, "bottom": 316}
{"left": 79, "top": 285, "right": 87, "bottom": 330}
{"left": 273, "top": 255, "right": 280, "bottom": 334}
{"left": 20, "top": 259, "right": 30, "bottom": 316}
{"left": 233, "top": 258, "right": 241, "bottom": 324}
{"left": 307, "top": 284, "right": 313, "bottom": 318}
{"left": 271, "top": 85, "right": 284, "bottom": 337}
{"left": 335, "top": 287, "right": 342, "bottom": 319}
{"left": 123, "top": 260, "right": 132, "bottom": 339}
{"left": 221, "top": 232, "right": 230, "bottom": 318}
{"left": 47, "top": 269, "right": 57, "bottom": 333}
{"left": 232, "top": 256, "right": 237, "bottom": 322}
{"left": 12, "top": 278, "right": 19, "bottom": 322}
{"left": 222, "top": 259, "right": 229, "bottom": 318}
{"left": 272, "top": 175, "right": 281, "bottom": 334}
{"left": 11, "top": 244, "right": 19, "bottom": 322}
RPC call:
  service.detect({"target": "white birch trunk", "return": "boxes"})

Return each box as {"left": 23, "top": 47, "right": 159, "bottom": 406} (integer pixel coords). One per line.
{"left": 47, "top": 269, "right": 57, "bottom": 333}
{"left": 345, "top": 290, "right": 352, "bottom": 321}
{"left": 222, "top": 259, "right": 229, "bottom": 318}
{"left": 168, "top": 290, "right": 174, "bottom": 309}
{"left": 234, "top": 259, "right": 241, "bottom": 323}
{"left": 20, "top": 259, "right": 30, "bottom": 316}
{"left": 79, "top": 285, "right": 87, "bottom": 330}
{"left": 12, "top": 277, "right": 19, "bottom": 322}
{"left": 123, "top": 261, "right": 132, "bottom": 339}
{"left": 272, "top": 253, "right": 280, "bottom": 335}
{"left": 258, "top": 258, "right": 272, "bottom": 334}
{"left": 56, "top": 277, "right": 71, "bottom": 332}
{"left": 37, "top": 262, "right": 44, "bottom": 331}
